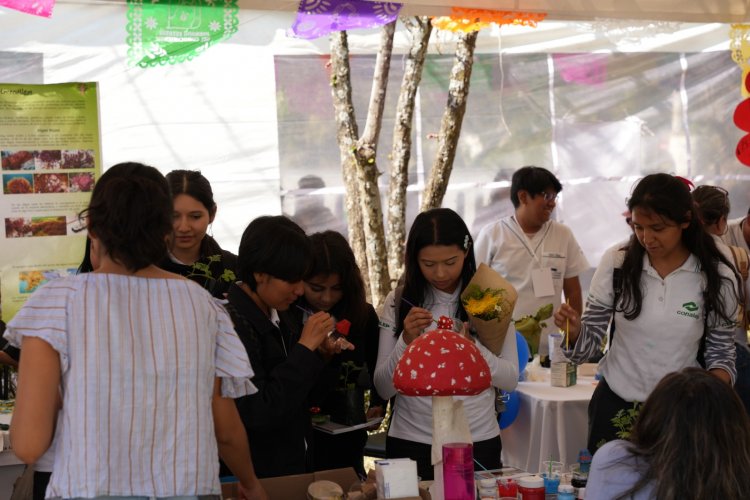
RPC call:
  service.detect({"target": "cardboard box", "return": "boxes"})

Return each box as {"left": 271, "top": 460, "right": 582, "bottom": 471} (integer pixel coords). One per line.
{"left": 222, "top": 468, "right": 358, "bottom": 499}
{"left": 551, "top": 362, "right": 577, "bottom": 387}
{"left": 221, "top": 468, "right": 431, "bottom": 500}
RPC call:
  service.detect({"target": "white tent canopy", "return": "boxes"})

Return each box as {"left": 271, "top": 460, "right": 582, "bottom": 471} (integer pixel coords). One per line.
{"left": 0, "top": 2, "right": 747, "bottom": 263}
{"left": 245, "top": 0, "right": 750, "bottom": 23}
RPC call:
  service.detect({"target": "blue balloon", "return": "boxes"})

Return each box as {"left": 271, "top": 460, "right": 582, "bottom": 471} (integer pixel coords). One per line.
{"left": 516, "top": 331, "right": 530, "bottom": 374}
{"left": 498, "top": 390, "right": 520, "bottom": 429}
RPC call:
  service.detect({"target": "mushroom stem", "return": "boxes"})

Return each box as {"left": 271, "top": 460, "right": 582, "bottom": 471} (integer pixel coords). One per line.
{"left": 431, "top": 395, "right": 473, "bottom": 500}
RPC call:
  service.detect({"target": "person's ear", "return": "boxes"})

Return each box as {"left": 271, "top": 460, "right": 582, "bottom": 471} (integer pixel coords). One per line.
{"left": 254, "top": 272, "right": 268, "bottom": 285}
{"left": 518, "top": 190, "right": 530, "bottom": 205}
{"left": 681, "top": 210, "right": 692, "bottom": 230}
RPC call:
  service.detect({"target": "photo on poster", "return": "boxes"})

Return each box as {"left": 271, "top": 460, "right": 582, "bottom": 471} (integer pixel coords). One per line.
{"left": 5, "top": 216, "right": 68, "bottom": 238}
{"left": 3, "top": 173, "right": 33, "bottom": 194}
{"left": 1, "top": 150, "right": 37, "bottom": 170}
{"left": 61, "top": 149, "right": 95, "bottom": 169}
{"left": 35, "top": 150, "right": 62, "bottom": 170}
{"left": 69, "top": 172, "right": 95, "bottom": 192}
{"left": 34, "top": 173, "right": 69, "bottom": 193}
{"left": 19, "top": 267, "right": 78, "bottom": 294}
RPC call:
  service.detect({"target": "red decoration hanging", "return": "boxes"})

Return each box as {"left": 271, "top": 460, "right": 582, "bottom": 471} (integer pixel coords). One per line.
{"left": 737, "top": 134, "right": 750, "bottom": 166}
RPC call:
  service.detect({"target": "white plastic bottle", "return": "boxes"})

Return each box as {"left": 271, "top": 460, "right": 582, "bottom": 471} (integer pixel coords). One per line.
{"left": 477, "top": 477, "right": 498, "bottom": 499}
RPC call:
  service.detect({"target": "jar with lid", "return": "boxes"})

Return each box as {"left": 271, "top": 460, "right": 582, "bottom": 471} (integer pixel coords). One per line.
{"left": 557, "top": 484, "right": 575, "bottom": 500}
{"left": 517, "top": 475, "right": 545, "bottom": 500}
{"left": 477, "top": 477, "right": 498, "bottom": 499}
{"left": 571, "top": 472, "right": 587, "bottom": 496}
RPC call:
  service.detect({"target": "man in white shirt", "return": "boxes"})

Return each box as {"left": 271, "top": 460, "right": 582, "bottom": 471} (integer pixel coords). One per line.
{"left": 475, "top": 166, "right": 590, "bottom": 361}
{"left": 723, "top": 207, "right": 750, "bottom": 254}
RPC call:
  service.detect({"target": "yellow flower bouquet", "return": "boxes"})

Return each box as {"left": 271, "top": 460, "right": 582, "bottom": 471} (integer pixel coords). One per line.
{"left": 461, "top": 263, "right": 517, "bottom": 355}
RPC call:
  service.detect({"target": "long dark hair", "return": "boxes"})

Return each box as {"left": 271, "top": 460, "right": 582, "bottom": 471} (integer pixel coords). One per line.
{"left": 303, "top": 231, "right": 368, "bottom": 325}
{"left": 397, "top": 208, "right": 476, "bottom": 335}
{"left": 618, "top": 174, "right": 735, "bottom": 323}
{"left": 619, "top": 367, "right": 750, "bottom": 499}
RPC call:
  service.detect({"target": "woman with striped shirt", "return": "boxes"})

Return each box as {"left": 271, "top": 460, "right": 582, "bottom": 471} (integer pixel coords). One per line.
{"left": 6, "top": 162, "right": 267, "bottom": 499}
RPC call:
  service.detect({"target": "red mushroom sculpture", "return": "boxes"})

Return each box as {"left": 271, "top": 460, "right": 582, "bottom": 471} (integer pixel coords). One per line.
{"left": 393, "top": 328, "right": 492, "bottom": 500}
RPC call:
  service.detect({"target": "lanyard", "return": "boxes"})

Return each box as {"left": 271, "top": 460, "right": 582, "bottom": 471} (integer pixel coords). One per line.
{"left": 504, "top": 216, "right": 552, "bottom": 266}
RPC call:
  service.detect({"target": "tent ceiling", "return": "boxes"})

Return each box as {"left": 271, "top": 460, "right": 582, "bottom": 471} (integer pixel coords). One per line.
{"left": 241, "top": 0, "right": 750, "bottom": 23}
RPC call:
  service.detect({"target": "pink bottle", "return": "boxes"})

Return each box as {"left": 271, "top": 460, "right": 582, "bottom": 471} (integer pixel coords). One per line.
{"left": 442, "top": 443, "right": 474, "bottom": 500}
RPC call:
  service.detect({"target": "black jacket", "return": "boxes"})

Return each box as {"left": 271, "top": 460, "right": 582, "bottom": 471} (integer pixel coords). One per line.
{"left": 160, "top": 236, "right": 237, "bottom": 298}
{"left": 224, "top": 284, "right": 324, "bottom": 478}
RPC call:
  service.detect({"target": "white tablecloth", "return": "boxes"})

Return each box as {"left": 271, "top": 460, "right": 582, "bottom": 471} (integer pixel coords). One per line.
{"left": 500, "top": 371, "right": 597, "bottom": 474}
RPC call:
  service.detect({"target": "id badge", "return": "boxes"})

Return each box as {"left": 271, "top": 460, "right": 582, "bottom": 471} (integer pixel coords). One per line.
{"left": 532, "top": 267, "right": 555, "bottom": 297}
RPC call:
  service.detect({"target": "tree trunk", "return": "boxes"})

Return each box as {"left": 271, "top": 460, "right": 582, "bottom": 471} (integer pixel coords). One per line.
{"left": 421, "top": 30, "right": 479, "bottom": 211}
{"left": 354, "top": 21, "right": 396, "bottom": 309}
{"left": 330, "top": 24, "right": 396, "bottom": 309}
{"left": 329, "top": 31, "right": 369, "bottom": 292}
{"left": 386, "top": 16, "right": 432, "bottom": 287}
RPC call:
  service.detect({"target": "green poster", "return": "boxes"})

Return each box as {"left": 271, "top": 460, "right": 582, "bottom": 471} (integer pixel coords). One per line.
{"left": 0, "top": 82, "right": 102, "bottom": 322}
{"left": 126, "top": 0, "right": 239, "bottom": 68}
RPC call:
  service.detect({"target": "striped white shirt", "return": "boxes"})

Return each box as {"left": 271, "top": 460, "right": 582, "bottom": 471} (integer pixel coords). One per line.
{"left": 6, "top": 273, "right": 256, "bottom": 498}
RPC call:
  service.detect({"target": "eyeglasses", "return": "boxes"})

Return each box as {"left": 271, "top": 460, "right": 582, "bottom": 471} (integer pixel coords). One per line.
{"left": 540, "top": 191, "right": 558, "bottom": 202}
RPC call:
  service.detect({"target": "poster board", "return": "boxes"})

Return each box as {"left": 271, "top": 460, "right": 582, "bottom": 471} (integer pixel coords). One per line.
{"left": 0, "top": 82, "right": 102, "bottom": 322}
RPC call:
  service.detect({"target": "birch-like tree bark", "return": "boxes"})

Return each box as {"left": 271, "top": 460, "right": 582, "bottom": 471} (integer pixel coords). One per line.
{"left": 421, "top": 30, "right": 479, "bottom": 211}
{"left": 329, "top": 31, "right": 369, "bottom": 290}
{"left": 330, "top": 23, "right": 396, "bottom": 308}
{"left": 386, "top": 16, "right": 432, "bottom": 286}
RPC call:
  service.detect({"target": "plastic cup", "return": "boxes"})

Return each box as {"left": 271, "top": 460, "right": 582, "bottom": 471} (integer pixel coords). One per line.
{"left": 497, "top": 477, "right": 517, "bottom": 497}
{"left": 542, "top": 460, "right": 563, "bottom": 477}
{"left": 541, "top": 460, "right": 563, "bottom": 495}
{"left": 542, "top": 473, "right": 561, "bottom": 494}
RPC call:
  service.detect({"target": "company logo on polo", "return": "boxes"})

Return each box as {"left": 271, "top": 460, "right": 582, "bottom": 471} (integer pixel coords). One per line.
{"left": 677, "top": 302, "right": 700, "bottom": 319}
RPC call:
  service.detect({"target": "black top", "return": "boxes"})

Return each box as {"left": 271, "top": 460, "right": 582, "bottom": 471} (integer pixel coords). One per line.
{"left": 159, "top": 235, "right": 237, "bottom": 298}
{"left": 224, "top": 283, "right": 325, "bottom": 478}
{"left": 287, "top": 302, "right": 383, "bottom": 421}
{"left": 286, "top": 302, "right": 383, "bottom": 476}
{"left": 0, "top": 321, "right": 18, "bottom": 362}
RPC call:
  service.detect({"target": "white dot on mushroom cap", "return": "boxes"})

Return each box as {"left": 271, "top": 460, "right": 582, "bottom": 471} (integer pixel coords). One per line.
{"left": 410, "top": 369, "right": 417, "bottom": 379}
{"left": 425, "top": 351, "right": 431, "bottom": 356}
{"left": 480, "top": 371, "right": 486, "bottom": 377}
{"left": 419, "top": 363, "right": 424, "bottom": 368}
{"left": 429, "top": 340, "right": 435, "bottom": 345}
{"left": 405, "top": 358, "right": 411, "bottom": 365}
{"left": 465, "top": 376, "right": 472, "bottom": 383}
{"left": 470, "top": 354, "right": 476, "bottom": 362}
{"left": 431, "top": 372, "right": 436, "bottom": 378}
{"left": 451, "top": 378, "right": 456, "bottom": 385}
{"left": 459, "top": 362, "right": 465, "bottom": 370}
{"left": 440, "top": 348, "right": 450, "bottom": 354}
{"left": 438, "top": 362, "right": 446, "bottom": 369}
{"left": 426, "top": 385, "right": 432, "bottom": 390}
